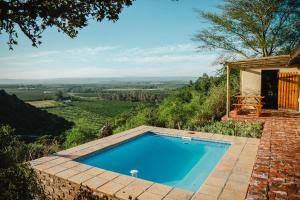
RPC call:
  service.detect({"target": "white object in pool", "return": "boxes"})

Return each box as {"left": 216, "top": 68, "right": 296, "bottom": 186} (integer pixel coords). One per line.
{"left": 130, "top": 169, "right": 138, "bottom": 177}
{"left": 182, "top": 136, "right": 192, "bottom": 141}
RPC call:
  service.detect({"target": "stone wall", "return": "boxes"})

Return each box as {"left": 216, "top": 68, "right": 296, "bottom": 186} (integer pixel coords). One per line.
{"left": 36, "top": 170, "right": 119, "bottom": 200}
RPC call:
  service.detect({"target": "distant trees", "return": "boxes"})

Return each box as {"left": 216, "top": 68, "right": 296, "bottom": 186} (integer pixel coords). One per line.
{"left": 194, "top": 0, "right": 300, "bottom": 57}
{"left": 71, "top": 88, "right": 169, "bottom": 104}
{"left": 55, "top": 90, "right": 64, "bottom": 101}
{"left": 0, "top": 0, "right": 134, "bottom": 49}
{"left": 99, "top": 90, "right": 167, "bottom": 104}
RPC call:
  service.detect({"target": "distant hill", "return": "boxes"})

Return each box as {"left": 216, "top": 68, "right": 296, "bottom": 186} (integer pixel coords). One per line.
{"left": 0, "top": 90, "right": 73, "bottom": 140}
{"left": 0, "top": 77, "right": 197, "bottom": 85}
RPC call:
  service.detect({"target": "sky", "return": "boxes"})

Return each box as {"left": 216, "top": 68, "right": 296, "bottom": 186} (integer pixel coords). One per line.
{"left": 0, "top": 0, "right": 223, "bottom": 79}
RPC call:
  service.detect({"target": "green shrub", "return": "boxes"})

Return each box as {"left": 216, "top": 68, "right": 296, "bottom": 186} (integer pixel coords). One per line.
{"left": 113, "top": 106, "right": 160, "bottom": 133}
{"left": 159, "top": 97, "right": 193, "bottom": 129}
{"left": 64, "top": 121, "right": 97, "bottom": 148}
{"left": 0, "top": 125, "right": 45, "bottom": 200}
{"left": 26, "top": 135, "right": 61, "bottom": 160}
{"left": 198, "top": 121, "right": 263, "bottom": 138}
{"left": 189, "top": 84, "right": 227, "bottom": 127}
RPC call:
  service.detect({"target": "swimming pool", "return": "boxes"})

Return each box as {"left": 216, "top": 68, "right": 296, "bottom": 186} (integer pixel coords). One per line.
{"left": 78, "top": 132, "right": 230, "bottom": 192}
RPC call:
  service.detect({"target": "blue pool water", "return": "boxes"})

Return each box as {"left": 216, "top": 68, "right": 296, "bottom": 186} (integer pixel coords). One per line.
{"left": 78, "top": 132, "right": 230, "bottom": 192}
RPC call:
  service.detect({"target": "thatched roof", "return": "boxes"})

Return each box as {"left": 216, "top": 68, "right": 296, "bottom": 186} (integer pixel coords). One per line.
{"left": 225, "top": 45, "right": 300, "bottom": 69}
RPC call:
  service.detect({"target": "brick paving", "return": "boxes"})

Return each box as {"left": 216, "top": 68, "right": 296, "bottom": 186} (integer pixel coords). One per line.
{"left": 226, "top": 110, "right": 300, "bottom": 200}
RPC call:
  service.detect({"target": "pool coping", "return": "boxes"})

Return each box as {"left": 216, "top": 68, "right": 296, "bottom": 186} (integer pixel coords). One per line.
{"left": 30, "top": 125, "right": 260, "bottom": 200}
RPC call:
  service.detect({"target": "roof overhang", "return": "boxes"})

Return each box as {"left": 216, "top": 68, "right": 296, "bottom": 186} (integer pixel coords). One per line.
{"left": 225, "top": 45, "right": 300, "bottom": 69}
{"left": 288, "top": 45, "right": 300, "bottom": 67}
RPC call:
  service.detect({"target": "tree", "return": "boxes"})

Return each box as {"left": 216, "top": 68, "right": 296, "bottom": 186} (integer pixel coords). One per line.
{"left": 159, "top": 96, "right": 193, "bottom": 129}
{"left": 0, "top": 0, "right": 134, "bottom": 49}
{"left": 194, "top": 0, "right": 300, "bottom": 57}
{"left": 55, "top": 90, "right": 64, "bottom": 101}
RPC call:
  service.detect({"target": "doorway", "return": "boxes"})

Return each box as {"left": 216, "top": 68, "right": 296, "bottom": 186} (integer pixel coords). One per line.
{"left": 261, "top": 70, "right": 279, "bottom": 109}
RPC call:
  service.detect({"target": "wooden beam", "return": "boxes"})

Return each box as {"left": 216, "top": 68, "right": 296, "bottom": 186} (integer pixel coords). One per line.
{"left": 226, "top": 65, "right": 230, "bottom": 118}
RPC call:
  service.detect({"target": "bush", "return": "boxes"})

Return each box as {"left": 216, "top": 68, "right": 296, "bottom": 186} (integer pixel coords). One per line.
{"left": 189, "top": 84, "right": 227, "bottom": 127}
{"left": 26, "top": 135, "right": 61, "bottom": 160}
{"left": 64, "top": 121, "right": 97, "bottom": 148}
{"left": 159, "top": 97, "right": 193, "bottom": 129}
{"left": 0, "top": 124, "right": 45, "bottom": 200}
{"left": 198, "top": 121, "right": 263, "bottom": 138}
{"left": 113, "top": 106, "right": 160, "bottom": 133}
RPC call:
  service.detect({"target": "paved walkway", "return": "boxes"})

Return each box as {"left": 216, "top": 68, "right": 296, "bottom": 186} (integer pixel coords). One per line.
{"left": 228, "top": 111, "right": 300, "bottom": 199}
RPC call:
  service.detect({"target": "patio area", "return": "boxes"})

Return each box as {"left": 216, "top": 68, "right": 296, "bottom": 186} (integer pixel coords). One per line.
{"left": 246, "top": 111, "right": 300, "bottom": 200}
{"left": 224, "top": 110, "right": 300, "bottom": 200}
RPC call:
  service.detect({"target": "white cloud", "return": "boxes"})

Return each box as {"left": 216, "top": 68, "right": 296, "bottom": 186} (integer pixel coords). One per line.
{"left": 0, "top": 43, "right": 219, "bottom": 79}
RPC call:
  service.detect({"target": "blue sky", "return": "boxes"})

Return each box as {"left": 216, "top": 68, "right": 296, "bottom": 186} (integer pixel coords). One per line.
{"left": 0, "top": 0, "right": 222, "bottom": 79}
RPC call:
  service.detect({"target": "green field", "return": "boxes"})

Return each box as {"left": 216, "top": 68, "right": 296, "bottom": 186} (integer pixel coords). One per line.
{"left": 4, "top": 88, "right": 55, "bottom": 101}
{"left": 1, "top": 83, "right": 178, "bottom": 102}
{"left": 46, "top": 100, "right": 141, "bottom": 133}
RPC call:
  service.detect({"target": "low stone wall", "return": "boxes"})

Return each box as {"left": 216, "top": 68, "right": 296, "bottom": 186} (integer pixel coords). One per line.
{"left": 36, "top": 170, "right": 119, "bottom": 200}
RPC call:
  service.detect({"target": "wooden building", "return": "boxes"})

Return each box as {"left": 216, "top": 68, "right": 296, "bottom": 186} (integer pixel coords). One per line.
{"left": 225, "top": 46, "right": 300, "bottom": 117}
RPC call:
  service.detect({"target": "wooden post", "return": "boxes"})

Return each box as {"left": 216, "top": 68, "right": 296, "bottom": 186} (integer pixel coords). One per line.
{"left": 226, "top": 65, "right": 230, "bottom": 118}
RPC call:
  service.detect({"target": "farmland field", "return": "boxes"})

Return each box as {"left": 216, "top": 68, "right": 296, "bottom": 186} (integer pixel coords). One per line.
{"left": 27, "top": 100, "right": 61, "bottom": 108}
{"left": 71, "top": 100, "right": 141, "bottom": 117}
{"left": 46, "top": 100, "right": 141, "bottom": 133}
{"left": 4, "top": 88, "right": 55, "bottom": 101}
{"left": 0, "top": 81, "right": 183, "bottom": 139}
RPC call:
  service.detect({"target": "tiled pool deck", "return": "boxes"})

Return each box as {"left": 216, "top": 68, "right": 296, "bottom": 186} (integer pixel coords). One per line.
{"left": 30, "top": 126, "right": 260, "bottom": 200}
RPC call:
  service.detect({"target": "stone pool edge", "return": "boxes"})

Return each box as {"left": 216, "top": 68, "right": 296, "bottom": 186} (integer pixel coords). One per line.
{"left": 30, "top": 125, "right": 259, "bottom": 200}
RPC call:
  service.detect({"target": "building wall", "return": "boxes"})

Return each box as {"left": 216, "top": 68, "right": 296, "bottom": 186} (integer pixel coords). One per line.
{"left": 240, "top": 69, "right": 261, "bottom": 96}
{"left": 240, "top": 67, "right": 300, "bottom": 110}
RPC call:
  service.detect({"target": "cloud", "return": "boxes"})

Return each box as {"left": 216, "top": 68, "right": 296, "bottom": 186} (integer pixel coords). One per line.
{"left": 0, "top": 43, "right": 219, "bottom": 79}
{"left": 119, "top": 44, "right": 196, "bottom": 56}
{"left": 65, "top": 46, "right": 119, "bottom": 55}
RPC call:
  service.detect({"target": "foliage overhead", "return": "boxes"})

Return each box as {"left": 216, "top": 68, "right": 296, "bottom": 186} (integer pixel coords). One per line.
{"left": 194, "top": 0, "right": 300, "bottom": 57}
{"left": 0, "top": 0, "right": 134, "bottom": 49}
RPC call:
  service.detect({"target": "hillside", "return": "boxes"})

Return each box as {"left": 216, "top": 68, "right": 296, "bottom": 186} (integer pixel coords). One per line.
{"left": 0, "top": 90, "right": 73, "bottom": 139}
